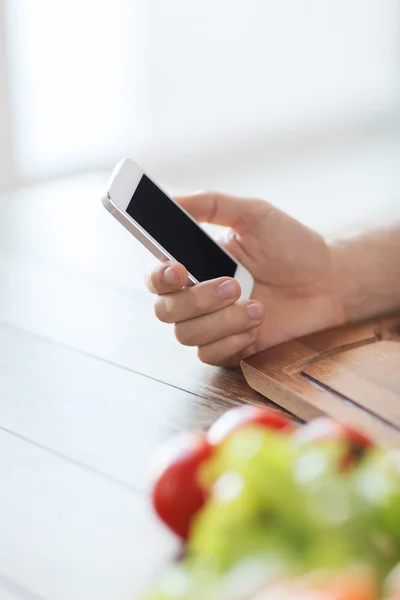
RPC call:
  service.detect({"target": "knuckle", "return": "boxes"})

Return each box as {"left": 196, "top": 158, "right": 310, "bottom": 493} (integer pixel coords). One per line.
{"left": 149, "top": 268, "right": 159, "bottom": 285}
{"left": 153, "top": 298, "right": 166, "bottom": 322}
{"left": 153, "top": 265, "right": 165, "bottom": 286}
{"left": 191, "top": 290, "right": 207, "bottom": 314}
{"left": 174, "top": 323, "right": 194, "bottom": 346}
{"left": 225, "top": 305, "right": 242, "bottom": 329}
{"left": 197, "top": 345, "right": 222, "bottom": 366}
{"left": 197, "top": 346, "right": 212, "bottom": 365}
{"left": 144, "top": 269, "right": 156, "bottom": 293}
{"left": 217, "top": 305, "right": 244, "bottom": 335}
{"left": 154, "top": 296, "right": 174, "bottom": 323}
{"left": 227, "top": 333, "right": 246, "bottom": 354}
{"left": 225, "top": 335, "right": 239, "bottom": 354}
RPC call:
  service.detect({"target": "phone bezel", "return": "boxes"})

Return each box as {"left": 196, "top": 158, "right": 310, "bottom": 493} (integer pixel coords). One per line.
{"left": 103, "top": 158, "right": 253, "bottom": 299}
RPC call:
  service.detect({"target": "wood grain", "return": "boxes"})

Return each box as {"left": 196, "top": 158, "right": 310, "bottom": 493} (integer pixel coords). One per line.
{"left": 0, "top": 428, "right": 175, "bottom": 600}
{"left": 0, "top": 322, "right": 246, "bottom": 490}
{"left": 2, "top": 171, "right": 397, "bottom": 600}
{"left": 303, "top": 358, "right": 400, "bottom": 427}
{"left": 242, "top": 315, "right": 400, "bottom": 446}
{"left": 0, "top": 177, "right": 263, "bottom": 407}
{"left": 0, "top": 321, "right": 265, "bottom": 599}
{"left": 0, "top": 175, "right": 285, "bottom": 600}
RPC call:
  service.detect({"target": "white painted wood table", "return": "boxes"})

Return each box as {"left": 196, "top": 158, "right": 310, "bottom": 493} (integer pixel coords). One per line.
{"left": 0, "top": 127, "right": 398, "bottom": 598}
{"left": 0, "top": 175, "right": 267, "bottom": 600}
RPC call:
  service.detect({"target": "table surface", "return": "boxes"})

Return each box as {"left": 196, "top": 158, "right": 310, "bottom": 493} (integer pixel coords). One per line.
{"left": 1, "top": 127, "right": 399, "bottom": 600}
{"left": 0, "top": 174, "right": 287, "bottom": 600}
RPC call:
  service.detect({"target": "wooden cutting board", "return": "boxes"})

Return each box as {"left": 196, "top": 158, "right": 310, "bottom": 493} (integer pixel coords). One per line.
{"left": 241, "top": 313, "right": 400, "bottom": 447}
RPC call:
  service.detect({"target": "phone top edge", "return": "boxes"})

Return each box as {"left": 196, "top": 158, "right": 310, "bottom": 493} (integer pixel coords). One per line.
{"left": 106, "top": 159, "right": 240, "bottom": 271}
{"left": 103, "top": 159, "right": 252, "bottom": 290}
{"left": 107, "top": 159, "right": 144, "bottom": 212}
{"left": 107, "top": 158, "right": 135, "bottom": 187}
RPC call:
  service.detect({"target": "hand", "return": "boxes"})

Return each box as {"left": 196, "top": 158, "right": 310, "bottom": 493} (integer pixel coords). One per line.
{"left": 145, "top": 192, "right": 346, "bottom": 366}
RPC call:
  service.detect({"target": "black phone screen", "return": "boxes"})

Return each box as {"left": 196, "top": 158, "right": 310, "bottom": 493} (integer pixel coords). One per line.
{"left": 126, "top": 175, "right": 236, "bottom": 281}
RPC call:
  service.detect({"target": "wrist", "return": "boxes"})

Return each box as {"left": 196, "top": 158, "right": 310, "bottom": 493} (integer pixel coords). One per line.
{"left": 330, "top": 240, "right": 362, "bottom": 323}
{"left": 329, "top": 225, "right": 400, "bottom": 323}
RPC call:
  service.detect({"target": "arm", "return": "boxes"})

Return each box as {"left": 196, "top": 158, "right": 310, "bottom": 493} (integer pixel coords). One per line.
{"left": 332, "top": 224, "right": 400, "bottom": 322}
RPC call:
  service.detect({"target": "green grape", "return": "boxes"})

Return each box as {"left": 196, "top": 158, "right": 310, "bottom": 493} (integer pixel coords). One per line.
{"left": 353, "top": 450, "right": 400, "bottom": 566}
{"left": 143, "top": 426, "right": 400, "bottom": 600}
{"left": 191, "top": 433, "right": 310, "bottom": 572}
{"left": 141, "top": 564, "right": 220, "bottom": 600}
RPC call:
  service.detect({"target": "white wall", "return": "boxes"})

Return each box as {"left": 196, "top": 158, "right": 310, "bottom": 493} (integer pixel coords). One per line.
{"left": 0, "top": 0, "right": 18, "bottom": 190}
{"left": 2, "top": 0, "right": 400, "bottom": 189}
{"left": 148, "top": 0, "right": 400, "bottom": 148}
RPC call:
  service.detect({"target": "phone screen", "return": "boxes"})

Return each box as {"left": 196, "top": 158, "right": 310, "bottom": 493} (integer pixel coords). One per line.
{"left": 126, "top": 175, "right": 237, "bottom": 281}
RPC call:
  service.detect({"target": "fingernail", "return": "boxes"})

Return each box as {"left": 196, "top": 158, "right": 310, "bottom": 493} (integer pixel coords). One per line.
{"left": 164, "top": 266, "right": 179, "bottom": 285}
{"left": 247, "top": 302, "right": 263, "bottom": 320}
{"left": 217, "top": 280, "right": 239, "bottom": 299}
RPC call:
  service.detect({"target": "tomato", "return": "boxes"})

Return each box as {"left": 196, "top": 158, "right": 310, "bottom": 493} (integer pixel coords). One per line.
{"left": 207, "top": 406, "right": 294, "bottom": 445}
{"left": 151, "top": 433, "right": 213, "bottom": 539}
{"left": 295, "top": 417, "right": 373, "bottom": 470}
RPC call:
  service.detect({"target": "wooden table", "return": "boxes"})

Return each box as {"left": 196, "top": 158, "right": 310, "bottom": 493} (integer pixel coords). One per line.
{"left": 0, "top": 174, "right": 285, "bottom": 600}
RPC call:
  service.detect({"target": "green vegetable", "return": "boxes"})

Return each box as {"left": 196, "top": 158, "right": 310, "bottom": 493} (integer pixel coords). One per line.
{"left": 143, "top": 426, "right": 400, "bottom": 599}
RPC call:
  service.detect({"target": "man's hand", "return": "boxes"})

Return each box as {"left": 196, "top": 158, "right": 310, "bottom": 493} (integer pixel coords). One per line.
{"left": 145, "top": 192, "right": 346, "bottom": 366}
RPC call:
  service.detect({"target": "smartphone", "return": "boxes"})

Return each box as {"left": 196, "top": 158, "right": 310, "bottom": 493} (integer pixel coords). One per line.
{"left": 102, "top": 159, "right": 254, "bottom": 300}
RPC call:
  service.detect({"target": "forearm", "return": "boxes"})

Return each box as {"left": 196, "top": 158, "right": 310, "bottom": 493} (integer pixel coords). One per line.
{"left": 330, "top": 223, "right": 400, "bottom": 322}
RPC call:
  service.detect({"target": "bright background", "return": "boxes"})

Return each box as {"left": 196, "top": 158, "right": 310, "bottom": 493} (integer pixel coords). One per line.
{"left": 0, "top": 0, "right": 399, "bottom": 232}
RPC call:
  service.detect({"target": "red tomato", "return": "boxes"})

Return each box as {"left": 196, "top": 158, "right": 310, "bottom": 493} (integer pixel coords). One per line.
{"left": 207, "top": 406, "right": 294, "bottom": 445}
{"left": 151, "top": 433, "right": 213, "bottom": 539}
{"left": 295, "top": 418, "right": 373, "bottom": 470}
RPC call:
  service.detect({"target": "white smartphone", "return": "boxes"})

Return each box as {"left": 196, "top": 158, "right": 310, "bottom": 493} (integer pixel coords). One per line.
{"left": 102, "top": 159, "right": 254, "bottom": 300}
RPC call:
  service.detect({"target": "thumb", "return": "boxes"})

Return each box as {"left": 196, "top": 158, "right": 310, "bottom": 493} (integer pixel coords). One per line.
{"left": 174, "top": 192, "right": 263, "bottom": 231}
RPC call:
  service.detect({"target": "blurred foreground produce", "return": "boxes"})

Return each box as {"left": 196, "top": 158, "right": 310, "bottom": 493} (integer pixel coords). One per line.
{"left": 144, "top": 408, "right": 400, "bottom": 600}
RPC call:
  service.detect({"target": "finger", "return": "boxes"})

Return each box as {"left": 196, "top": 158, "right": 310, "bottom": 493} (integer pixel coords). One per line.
{"left": 197, "top": 328, "right": 259, "bottom": 366}
{"left": 224, "top": 344, "right": 258, "bottom": 368}
{"left": 174, "top": 192, "right": 265, "bottom": 232}
{"left": 174, "top": 301, "right": 264, "bottom": 347}
{"left": 154, "top": 277, "right": 241, "bottom": 324}
{"left": 145, "top": 261, "right": 188, "bottom": 295}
